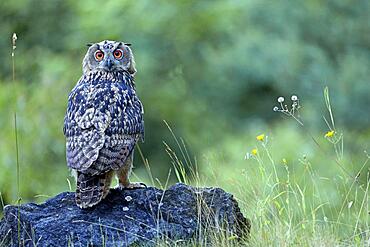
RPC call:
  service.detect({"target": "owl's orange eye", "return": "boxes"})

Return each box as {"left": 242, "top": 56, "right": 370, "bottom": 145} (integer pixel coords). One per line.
{"left": 113, "top": 49, "right": 123, "bottom": 59}
{"left": 94, "top": 50, "right": 104, "bottom": 61}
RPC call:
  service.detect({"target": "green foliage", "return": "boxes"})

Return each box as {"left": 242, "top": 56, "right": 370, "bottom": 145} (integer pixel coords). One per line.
{"left": 0, "top": 0, "right": 369, "bottom": 244}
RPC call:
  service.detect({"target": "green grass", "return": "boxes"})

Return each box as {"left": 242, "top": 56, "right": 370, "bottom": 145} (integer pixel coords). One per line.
{"left": 151, "top": 121, "right": 369, "bottom": 246}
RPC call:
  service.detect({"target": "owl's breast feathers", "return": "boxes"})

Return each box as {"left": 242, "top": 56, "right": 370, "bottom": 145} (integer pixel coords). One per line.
{"left": 64, "top": 71, "right": 144, "bottom": 174}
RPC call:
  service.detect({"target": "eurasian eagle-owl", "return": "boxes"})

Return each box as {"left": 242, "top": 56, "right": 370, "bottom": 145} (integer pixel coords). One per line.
{"left": 63, "top": 40, "right": 145, "bottom": 208}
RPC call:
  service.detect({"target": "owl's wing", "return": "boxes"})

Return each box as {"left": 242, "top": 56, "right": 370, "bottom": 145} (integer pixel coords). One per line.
{"left": 64, "top": 83, "right": 112, "bottom": 172}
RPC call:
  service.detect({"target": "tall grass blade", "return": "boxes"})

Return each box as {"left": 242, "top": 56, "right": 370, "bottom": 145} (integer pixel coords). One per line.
{"left": 11, "top": 32, "right": 22, "bottom": 246}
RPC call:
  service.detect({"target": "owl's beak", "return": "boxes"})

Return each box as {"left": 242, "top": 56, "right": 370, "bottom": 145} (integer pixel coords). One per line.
{"left": 105, "top": 59, "right": 114, "bottom": 71}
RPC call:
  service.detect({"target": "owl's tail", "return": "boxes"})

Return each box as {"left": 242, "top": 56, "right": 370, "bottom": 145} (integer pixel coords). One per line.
{"left": 75, "top": 171, "right": 113, "bottom": 208}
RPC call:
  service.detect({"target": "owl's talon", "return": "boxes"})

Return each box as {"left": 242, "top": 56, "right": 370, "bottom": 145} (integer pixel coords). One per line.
{"left": 139, "top": 182, "right": 147, "bottom": 188}
{"left": 118, "top": 182, "right": 146, "bottom": 190}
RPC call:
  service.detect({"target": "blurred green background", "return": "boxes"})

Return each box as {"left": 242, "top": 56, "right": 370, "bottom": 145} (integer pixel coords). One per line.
{"left": 0, "top": 0, "right": 369, "bottom": 220}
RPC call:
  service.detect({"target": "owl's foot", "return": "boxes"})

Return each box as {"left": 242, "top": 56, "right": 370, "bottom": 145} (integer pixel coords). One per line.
{"left": 117, "top": 182, "right": 147, "bottom": 190}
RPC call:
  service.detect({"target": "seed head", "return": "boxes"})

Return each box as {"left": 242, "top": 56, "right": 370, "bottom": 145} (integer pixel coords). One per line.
{"left": 12, "top": 33, "right": 18, "bottom": 57}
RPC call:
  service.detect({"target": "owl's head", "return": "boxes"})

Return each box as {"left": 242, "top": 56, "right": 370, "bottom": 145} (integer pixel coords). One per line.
{"left": 82, "top": 40, "right": 136, "bottom": 76}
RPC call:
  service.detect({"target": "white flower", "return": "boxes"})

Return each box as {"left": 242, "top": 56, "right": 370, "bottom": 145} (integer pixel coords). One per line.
{"left": 277, "top": 97, "right": 285, "bottom": 103}
{"left": 291, "top": 95, "right": 298, "bottom": 101}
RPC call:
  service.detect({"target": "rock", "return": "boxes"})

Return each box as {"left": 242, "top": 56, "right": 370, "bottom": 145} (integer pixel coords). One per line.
{"left": 0, "top": 183, "right": 250, "bottom": 246}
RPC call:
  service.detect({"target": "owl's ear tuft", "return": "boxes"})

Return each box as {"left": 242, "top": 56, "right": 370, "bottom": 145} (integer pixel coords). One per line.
{"left": 86, "top": 43, "right": 94, "bottom": 47}
{"left": 124, "top": 43, "right": 132, "bottom": 47}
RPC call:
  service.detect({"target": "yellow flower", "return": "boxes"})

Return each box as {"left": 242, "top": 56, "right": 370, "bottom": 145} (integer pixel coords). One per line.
{"left": 256, "top": 134, "right": 265, "bottom": 141}
{"left": 325, "top": 130, "right": 335, "bottom": 138}
{"left": 251, "top": 148, "right": 258, "bottom": 155}
{"left": 282, "top": 158, "right": 287, "bottom": 165}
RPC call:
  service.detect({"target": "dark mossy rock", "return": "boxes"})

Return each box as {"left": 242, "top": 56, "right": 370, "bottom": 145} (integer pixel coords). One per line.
{"left": 0, "top": 183, "right": 250, "bottom": 246}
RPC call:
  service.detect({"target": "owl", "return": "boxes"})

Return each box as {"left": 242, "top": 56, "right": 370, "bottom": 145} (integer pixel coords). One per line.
{"left": 63, "top": 40, "right": 145, "bottom": 208}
